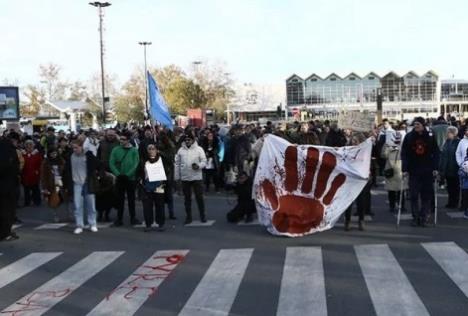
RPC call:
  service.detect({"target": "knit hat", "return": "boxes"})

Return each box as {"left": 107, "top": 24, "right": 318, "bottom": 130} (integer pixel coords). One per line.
{"left": 412, "top": 116, "right": 426, "bottom": 126}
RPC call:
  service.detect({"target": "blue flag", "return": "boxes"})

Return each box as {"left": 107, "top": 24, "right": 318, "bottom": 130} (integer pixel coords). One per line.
{"left": 148, "top": 71, "right": 173, "bottom": 130}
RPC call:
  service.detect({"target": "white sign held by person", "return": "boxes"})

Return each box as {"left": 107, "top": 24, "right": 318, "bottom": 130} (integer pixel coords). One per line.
{"left": 338, "top": 111, "right": 375, "bottom": 132}
{"left": 253, "top": 135, "right": 372, "bottom": 237}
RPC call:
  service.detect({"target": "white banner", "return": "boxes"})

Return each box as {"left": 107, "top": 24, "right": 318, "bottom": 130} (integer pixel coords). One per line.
{"left": 253, "top": 135, "right": 372, "bottom": 237}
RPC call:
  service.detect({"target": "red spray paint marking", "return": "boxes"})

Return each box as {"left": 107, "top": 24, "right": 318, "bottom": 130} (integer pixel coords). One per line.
{"left": 1, "top": 289, "right": 72, "bottom": 316}
{"left": 314, "top": 152, "right": 336, "bottom": 199}
{"left": 301, "top": 147, "right": 319, "bottom": 194}
{"left": 284, "top": 146, "right": 298, "bottom": 192}
{"left": 105, "top": 254, "right": 185, "bottom": 301}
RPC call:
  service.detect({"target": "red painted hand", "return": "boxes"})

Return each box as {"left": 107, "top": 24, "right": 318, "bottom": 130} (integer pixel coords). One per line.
{"left": 261, "top": 146, "right": 346, "bottom": 234}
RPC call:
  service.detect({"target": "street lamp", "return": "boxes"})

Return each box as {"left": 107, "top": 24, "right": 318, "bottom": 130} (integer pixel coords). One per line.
{"left": 89, "top": 1, "right": 111, "bottom": 124}
{"left": 138, "top": 41, "right": 152, "bottom": 117}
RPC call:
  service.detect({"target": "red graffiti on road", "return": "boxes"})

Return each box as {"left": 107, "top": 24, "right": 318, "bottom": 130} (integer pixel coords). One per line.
{"left": 106, "top": 254, "right": 185, "bottom": 301}
{"left": 1, "top": 289, "right": 72, "bottom": 316}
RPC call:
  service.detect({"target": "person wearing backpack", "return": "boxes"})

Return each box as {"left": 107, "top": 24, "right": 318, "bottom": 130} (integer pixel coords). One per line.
{"left": 109, "top": 131, "right": 141, "bottom": 227}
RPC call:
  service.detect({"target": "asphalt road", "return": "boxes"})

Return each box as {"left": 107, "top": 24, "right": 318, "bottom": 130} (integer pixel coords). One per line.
{"left": 1, "top": 182, "right": 468, "bottom": 316}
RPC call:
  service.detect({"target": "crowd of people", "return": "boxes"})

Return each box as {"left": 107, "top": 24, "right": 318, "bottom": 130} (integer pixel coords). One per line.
{"left": 1, "top": 114, "right": 468, "bottom": 241}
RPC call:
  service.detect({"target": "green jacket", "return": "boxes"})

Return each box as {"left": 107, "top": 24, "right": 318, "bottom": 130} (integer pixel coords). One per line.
{"left": 109, "top": 145, "right": 139, "bottom": 180}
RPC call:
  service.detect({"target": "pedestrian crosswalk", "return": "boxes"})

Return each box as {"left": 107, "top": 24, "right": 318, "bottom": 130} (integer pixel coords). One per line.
{"left": 1, "top": 242, "right": 467, "bottom": 315}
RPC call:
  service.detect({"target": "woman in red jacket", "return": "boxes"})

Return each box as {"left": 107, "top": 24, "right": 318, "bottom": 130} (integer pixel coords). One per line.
{"left": 22, "top": 140, "right": 43, "bottom": 207}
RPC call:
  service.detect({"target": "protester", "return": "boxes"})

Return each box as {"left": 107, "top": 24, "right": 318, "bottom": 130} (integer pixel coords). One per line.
{"left": 439, "top": 126, "right": 460, "bottom": 209}
{"left": 40, "top": 126, "right": 57, "bottom": 153}
{"left": 0, "top": 133, "right": 20, "bottom": 241}
{"left": 458, "top": 150, "right": 468, "bottom": 219}
{"left": 21, "top": 140, "right": 43, "bottom": 207}
{"left": 401, "top": 117, "right": 440, "bottom": 227}
{"left": 158, "top": 130, "right": 177, "bottom": 220}
{"left": 95, "top": 170, "right": 117, "bottom": 222}
{"left": 64, "top": 140, "right": 100, "bottom": 234}
{"left": 97, "top": 128, "right": 120, "bottom": 171}
{"left": 139, "top": 144, "right": 167, "bottom": 232}
{"left": 174, "top": 133, "right": 208, "bottom": 224}
{"left": 40, "top": 146, "right": 66, "bottom": 222}
{"left": 226, "top": 171, "right": 256, "bottom": 223}
{"left": 201, "top": 130, "right": 220, "bottom": 192}
{"left": 109, "top": 131, "right": 141, "bottom": 226}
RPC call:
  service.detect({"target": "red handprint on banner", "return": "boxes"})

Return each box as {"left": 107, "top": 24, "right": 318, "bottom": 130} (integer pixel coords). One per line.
{"left": 260, "top": 146, "right": 346, "bottom": 234}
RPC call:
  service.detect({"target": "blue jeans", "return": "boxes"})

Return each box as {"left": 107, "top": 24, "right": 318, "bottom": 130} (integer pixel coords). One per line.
{"left": 73, "top": 183, "right": 97, "bottom": 228}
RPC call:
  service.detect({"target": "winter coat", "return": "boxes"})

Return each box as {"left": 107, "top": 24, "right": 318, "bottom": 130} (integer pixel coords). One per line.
{"left": 109, "top": 145, "right": 140, "bottom": 180}
{"left": 230, "top": 134, "right": 251, "bottom": 168}
{"left": 97, "top": 139, "right": 119, "bottom": 171}
{"left": 401, "top": 129, "right": 439, "bottom": 175}
{"left": 459, "top": 156, "right": 468, "bottom": 190}
{"left": 40, "top": 158, "right": 65, "bottom": 194}
{"left": 384, "top": 146, "right": 408, "bottom": 191}
{"left": 0, "top": 137, "right": 20, "bottom": 195}
{"left": 174, "top": 141, "right": 207, "bottom": 181}
{"left": 439, "top": 138, "right": 460, "bottom": 177}
{"left": 201, "top": 138, "right": 220, "bottom": 171}
{"left": 325, "top": 129, "right": 347, "bottom": 147}
{"left": 22, "top": 151, "right": 43, "bottom": 186}
{"left": 455, "top": 137, "right": 468, "bottom": 166}
{"left": 63, "top": 151, "right": 101, "bottom": 195}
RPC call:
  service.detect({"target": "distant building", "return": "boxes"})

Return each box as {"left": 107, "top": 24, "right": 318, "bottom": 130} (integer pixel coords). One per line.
{"left": 440, "top": 79, "right": 468, "bottom": 117}
{"left": 286, "top": 71, "right": 440, "bottom": 120}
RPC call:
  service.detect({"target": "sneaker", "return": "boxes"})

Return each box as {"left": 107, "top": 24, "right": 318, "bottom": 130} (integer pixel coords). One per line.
{"left": 90, "top": 226, "right": 98, "bottom": 233}
{"left": 74, "top": 227, "right": 83, "bottom": 235}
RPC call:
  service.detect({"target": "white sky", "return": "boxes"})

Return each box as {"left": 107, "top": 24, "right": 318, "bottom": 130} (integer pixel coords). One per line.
{"left": 1, "top": 0, "right": 467, "bottom": 87}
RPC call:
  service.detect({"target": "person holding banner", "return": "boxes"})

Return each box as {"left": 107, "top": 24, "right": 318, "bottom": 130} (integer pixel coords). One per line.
{"left": 139, "top": 144, "right": 167, "bottom": 232}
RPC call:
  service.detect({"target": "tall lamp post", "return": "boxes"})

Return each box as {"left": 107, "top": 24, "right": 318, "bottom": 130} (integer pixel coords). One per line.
{"left": 138, "top": 41, "right": 152, "bottom": 117}
{"left": 89, "top": 1, "right": 111, "bottom": 124}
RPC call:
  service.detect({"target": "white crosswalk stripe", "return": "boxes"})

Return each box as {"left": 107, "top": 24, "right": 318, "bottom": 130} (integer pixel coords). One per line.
{"left": 0, "top": 253, "right": 62, "bottom": 290}
{"left": 355, "top": 244, "right": 429, "bottom": 316}
{"left": 34, "top": 223, "right": 68, "bottom": 230}
{"left": 2, "top": 243, "right": 468, "bottom": 315}
{"left": 422, "top": 241, "right": 468, "bottom": 298}
{"left": 1, "top": 251, "right": 123, "bottom": 316}
{"left": 88, "top": 250, "right": 188, "bottom": 316}
{"left": 178, "top": 248, "right": 253, "bottom": 316}
{"left": 277, "top": 247, "right": 327, "bottom": 316}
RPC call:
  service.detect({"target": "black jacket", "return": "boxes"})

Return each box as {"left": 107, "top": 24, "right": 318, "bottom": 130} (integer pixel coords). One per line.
{"left": 0, "top": 138, "right": 20, "bottom": 195}
{"left": 401, "top": 129, "right": 440, "bottom": 174}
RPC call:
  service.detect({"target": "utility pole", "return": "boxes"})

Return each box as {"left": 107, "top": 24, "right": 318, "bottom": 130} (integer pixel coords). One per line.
{"left": 139, "top": 41, "right": 152, "bottom": 117}
{"left": 89, "top": 1, "right": 111, "bottom": 124}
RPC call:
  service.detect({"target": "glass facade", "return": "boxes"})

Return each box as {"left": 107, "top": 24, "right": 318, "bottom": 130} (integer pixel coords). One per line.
{"left": 287, "top": 71, "right": 438, "bottom": 106}
{"left": 441, "top": 80, "right": 468, "bottom": 101}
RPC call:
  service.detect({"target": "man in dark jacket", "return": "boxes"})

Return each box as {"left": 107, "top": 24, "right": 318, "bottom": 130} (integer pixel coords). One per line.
{"left": 97, "top": 128, "right": 119, "bottom": 171}
{"left": 0, "top": 134, "right": 20, "bottom": 241}
{"left": 401, "top": 117, "right": 440, "bottom": 226}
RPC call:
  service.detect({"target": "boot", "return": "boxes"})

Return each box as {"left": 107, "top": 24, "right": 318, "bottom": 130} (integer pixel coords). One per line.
{"left": 184, "top": 217, "right": 192, "bottom": 225}
{"left": 344, "top": 220, "right": 351, "bottom": 231}
{"left": 358, "top": 220, "right": 365, "bottom": 231}
{"left": 200, "top": 211, "right": 207, "bottom": 223}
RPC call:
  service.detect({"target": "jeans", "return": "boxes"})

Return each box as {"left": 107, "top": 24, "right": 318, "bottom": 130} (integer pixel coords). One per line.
{"left": 182, "top": 180, "right": 205, "bottom": 219}
{"left": 73, "top": 183, "right": 97, "bottom": 228}
{"left": 409, "top": 173, "right": 433, "bottom": 221}
{"left": 23, "top": 184, "right": 41, "bottom": 206}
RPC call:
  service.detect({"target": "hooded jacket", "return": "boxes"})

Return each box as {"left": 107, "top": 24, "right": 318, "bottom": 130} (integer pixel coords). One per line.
{"left": 174, "top": 141, "right": 207, "bottom": 181}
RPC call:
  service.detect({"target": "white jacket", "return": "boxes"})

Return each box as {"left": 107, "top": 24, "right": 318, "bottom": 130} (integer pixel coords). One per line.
{"left": 174, "top": 141, "right": 207, "bottom": 181}
{"left": 456, "top": 137, "right": 468, "bottom": 166}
